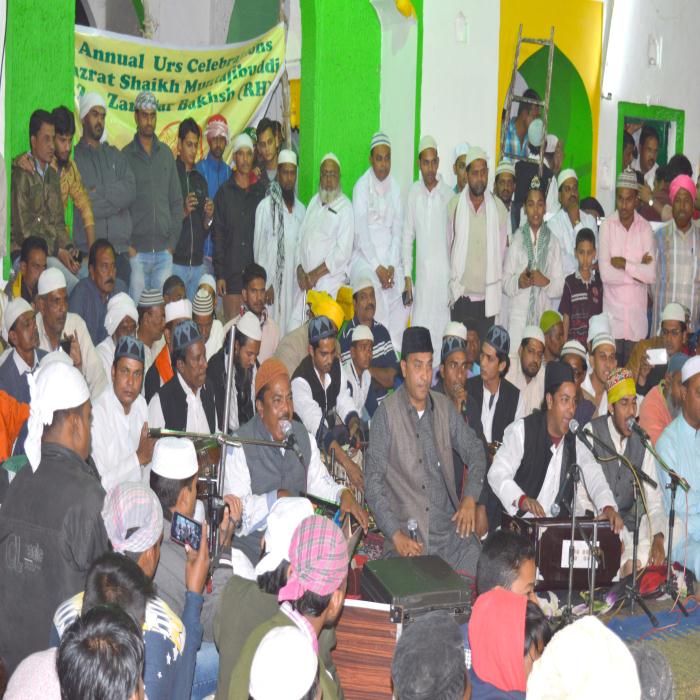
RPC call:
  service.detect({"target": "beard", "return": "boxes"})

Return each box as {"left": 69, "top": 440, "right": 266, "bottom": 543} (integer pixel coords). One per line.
{"left": 235, "top": 360, "right": 253, "bottom": 405}
{"left": 282, "top": 187, "right": 295, "bottom": 207}
{"left": 667, "top": 393, "right": 682, "bottom": 419}
{"left": 320, "top": 186, "right": 341, "bottom": 205}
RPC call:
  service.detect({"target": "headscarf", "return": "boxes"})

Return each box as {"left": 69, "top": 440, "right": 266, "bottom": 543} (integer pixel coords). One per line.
{"left": 101, "top": 482, "right": 163, "bottom": 554}
{"left": 205, "top": 114, "right": 229, "bottom": 143}
{"left": 104, "top": 292, "right": 138, "bottom": 337}
{"left": 606, "top": 367, "right": 636, "bottom": 406}
{"left": 307, "top": 291, "right": 344, "bottom": 331}
{"left": 26, "top": 362, "right": 90, "bottom": 472}
{"left": 669, "top": 174, "right": 697, "bottom": 204}
{"left": 468, "top": 588, "right": 528, "bottom": 692}
{"left": 79, "top": 92, "right": 106, "bottom": 120}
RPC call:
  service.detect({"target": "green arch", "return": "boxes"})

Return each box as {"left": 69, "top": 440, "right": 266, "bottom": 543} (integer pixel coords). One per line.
{"left": 519, "top": 45, "right": 593, "bottom": 198}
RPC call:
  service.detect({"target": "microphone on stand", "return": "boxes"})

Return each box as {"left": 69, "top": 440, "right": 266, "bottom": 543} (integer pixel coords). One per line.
{"left": 626, "top": 417, "right": 651, "bottom": 443}
{"left": 280, "top": 419, "right": 305, "bottom": 464}
{"left": 568, "top": 419, "right": 596, "bottom": 454}
{"left": 627, "top": 418, "right": 688, "bottom": 492}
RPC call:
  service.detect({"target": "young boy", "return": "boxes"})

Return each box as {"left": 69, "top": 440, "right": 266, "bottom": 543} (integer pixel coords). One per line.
{"left": 559, "top": 228, "right": 603, "bottom": 344}
{"left": 343, "top": 324, "right": 374, "bottom": 422}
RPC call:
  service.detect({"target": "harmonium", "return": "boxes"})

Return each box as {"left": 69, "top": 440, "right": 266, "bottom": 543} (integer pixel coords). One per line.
{"left": 333, "top": 556, "right": 471, "bottom": 699}
{"left": 502, "top": 514, "right": 622, "bottom": 591}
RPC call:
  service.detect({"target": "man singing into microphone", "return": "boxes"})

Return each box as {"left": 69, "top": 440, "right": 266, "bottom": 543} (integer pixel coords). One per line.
{"left": 582, "top": 368, "right": 667, "bottom": 576}
{"left": 223, "top": 357, "right": 368, "bottom": 566}
{"left": 489, "top": 361, "right": 623, "bottom": 533}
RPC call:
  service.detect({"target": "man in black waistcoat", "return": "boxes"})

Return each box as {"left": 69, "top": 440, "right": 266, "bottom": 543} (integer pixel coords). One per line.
{"left": 147, "top": 319, "right": 217, "bottom": 434}
{"left": 585, "top": 367, "right": 667, "bottom": 576}
{"left": 222, "top": 357, "right": 368, "bottom": 564}
{"left": 291, "top": 315, "right": 364, "bottom": 492}
{"left": 488, "top": 361, "right": 623, "bottom": 532}
{"left": 468, "top": 325, "right": 523, "bottom": 533}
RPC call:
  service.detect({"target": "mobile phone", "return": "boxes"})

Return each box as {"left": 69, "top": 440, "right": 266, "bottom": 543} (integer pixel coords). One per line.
{"left": 646, "top": 348, "right": 668, "bottom": 366}
{"left": 170, "top": 512, "right": 202, "bottom": 550}
{"left": 59, "top": 337, "right": 72, "bottom": 354}
{"left": 402, "top": 289, "right": 413, "bottom": 306}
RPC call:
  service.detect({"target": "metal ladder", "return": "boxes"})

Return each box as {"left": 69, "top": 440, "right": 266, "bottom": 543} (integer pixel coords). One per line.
{"left": 499, "top": 24, "right": 555, "bottom": 178}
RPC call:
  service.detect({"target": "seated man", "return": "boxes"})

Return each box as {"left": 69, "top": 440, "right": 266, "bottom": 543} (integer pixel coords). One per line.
{"left": 489, "top": 361, "right": 623, "bottom": 532}
{"left": 342, "top": 324, "right": 373, "bottom": 422}
{"left": 639, "top": 352, "right": 687, "bottom": 446}
{"left": 96, "top": 292, "right": 138, "bottom": 380}
{"left": 148, "top": 319, "right": 216, "bottom": 434}
{"left": 0, "top": 298, "right": 47, "bottom": 403}
{"left": 207, "top": 312, "right": 261, "bottom": 432}
{"left": 5, "top": 235, "right": 47, "bottom": 304}
{"left": 584, "top": 368, "right": 667, "bottom": 576}
{"left": 540, "top": 310, "right": 565, "bottom": 363}
{"left": 163, "top": 274, "right": 186, "bottom": 304}
{"left": 291, "top": 315, "right": 364, "bottom": 491}
{"left": 137, "top": 288, "right": 166, "bottom": 373}
{"left": 365, "top": 326, "right": 486, "bottom": 575}
{"left": 193, "top": 287, "right": 224, "bottom": 360}
{"left": 656, "top": 356, "right": 700, "bottom": 578}
{"left": 91, "top": 336, "right": 154, "bottom": 491}
{"left": 581, "top": 331, "right": 618, "bottom": 417}
{"left": 560, "top": 339, "right": 596, "bottom": 426}
{"left": 338, "top": 277, "right": 400, "bottom": 415}
{"left": 505, "top": 325, "right": 545, "bottom": 416}
{"left": 223, "top": 358, "right": 367, "bottom": 565}
{"left": 475, "top": 529, "right": 537, "bottom": 601}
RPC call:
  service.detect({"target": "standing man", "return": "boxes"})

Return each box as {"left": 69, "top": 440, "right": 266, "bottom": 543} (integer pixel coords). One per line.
{"left": 91, "top": 336, "right": 154, "bottom": 491}
{"left": 255, "top": 117, "right": 281, "bottom": 189}
{"left": 652, "top": 175, "right": 700, "bottom": 332}
{"left": 122, "top": 91, "right": 182, "bottom": 302}
{"left": 449, "top": 147, "right": 508, "bottom": 341}
{"left": 5, "top": 235, "right": 47, "bottom": 304}
{"left": 69, "top": 239, "right": 126, "bottom": 346}
{"left": 634, "top": 125, "right": 660, "bottom": 189}
{"left": 352, "top": 133, "right": 408, "bottom": 351}
{"left": 493, "top": 159, "right": 516, "bottom": 225}
{"left": 213, "top": 133, "right": 266, "bottom": 321}
{"left": 74, "top": 92, "right": 136, "bottom": 287}
{"left": 503, "top": 88, "right": 540, "bottom": 158}
{"left": 254, "top": 149, "right": 306, "bottom": 336}
{"left": 505, "top": 325, "right": 546, "bottom": 417}
{"left": 365, "top": 326, "right": 486, "bottom": 575}
{"left": 95, "top": 292, "right": 139, "bottom": 380}
{"left": 173, "top": 118, "right": 213, "bottom": 301}
{"left": 0, "top": 362, "right": 108, "bottom": 672}
{"left": 196, "top": 114, "right": 231, "bottom": 279}
{"left": 599, "top": 169, "right": 656, "bottom": 366}
{"left": 403, "top": 136, "right": 453, "bottom": 362}
{"left": 297, "top": 153, "right": 355, "bottom": 299}
{"left": 136, "top": 288, "right": 165, "bottom": 374}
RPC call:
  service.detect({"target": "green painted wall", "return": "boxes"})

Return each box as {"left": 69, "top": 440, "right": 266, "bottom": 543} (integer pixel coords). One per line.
{"left": 412, "top": 0, "right": 423, "bottom": 181}
{"left": 5, "top": 0, "right": 75, "bottom": 271}
{"left": 227, "top": 0, "right": 279, "bottom": 43}
{"left": 298, "top": 0, "right": 381, "bottom": 203}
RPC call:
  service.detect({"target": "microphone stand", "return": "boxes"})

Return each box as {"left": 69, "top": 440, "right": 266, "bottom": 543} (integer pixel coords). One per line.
{"left": 559, "top": 461, "right": 581, "bottom": 628}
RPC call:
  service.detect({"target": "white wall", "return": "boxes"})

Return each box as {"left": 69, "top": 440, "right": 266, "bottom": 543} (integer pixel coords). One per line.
{"left": 597, "top": 0, "right": 700, "bottom": 213}
{"left": 420, "top": 1, "right": 500, "bottom": 187}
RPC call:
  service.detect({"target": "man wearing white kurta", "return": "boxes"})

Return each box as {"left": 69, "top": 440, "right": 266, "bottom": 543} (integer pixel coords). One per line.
{"left": 96, "top": 292, "right": 138, "bottom": 382}
{"left": 91, "top": 336, "right": 152, "bottom": 491}
{"left": 449, "top": 146, "right": 508, "bottom": 341}
{"left": 351, "top": 132, "right": 408, "bottom": 352}
{"left": 296, "top": 153, "right": 354, "bottom": 300}
{"left": 402, "top": 135, "right": 453, "bottom": 365}
{"left": 254, "top": 149, "right": 307, "bottom": 336}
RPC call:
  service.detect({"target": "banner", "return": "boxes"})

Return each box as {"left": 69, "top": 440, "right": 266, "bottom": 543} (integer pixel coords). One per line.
{"left": 74, "top": 24, "right": 285, "bottom": 160}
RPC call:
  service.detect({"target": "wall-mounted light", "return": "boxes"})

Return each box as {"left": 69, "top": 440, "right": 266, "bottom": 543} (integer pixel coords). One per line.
{"left": 647, "top": 34, "right": 662, "bottom": 67}
{"left": 455, "top": 11, "right": 468, "bottom": 44}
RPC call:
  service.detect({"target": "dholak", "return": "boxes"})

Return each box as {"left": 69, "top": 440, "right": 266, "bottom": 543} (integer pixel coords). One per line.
{"left": 502, "top": 515, "right": 622, "bottom": 590}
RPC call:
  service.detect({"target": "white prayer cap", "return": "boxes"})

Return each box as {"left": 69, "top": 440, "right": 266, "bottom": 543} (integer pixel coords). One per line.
{"left": 587, "top": 312, "right": 611, "bottom": 343}
{"left": 351, "top": 276, "right": 374, "bottom": 295}
{"left": 465, "top": 146, "right": 488, "bottom": 168}
{"left": 255, "top": 497, "right": 314, "bottom": 577}
{"left": 545, "top": 134, "right": 559, "bottom": 153}
{"left": 557, "top": 168, "right": 578, "bottom": 189}
{"left": 165, "top": 299, "right": 192, "bottom": 325}
{"left": 443, "top": 321, "right": 467, "bottom": 342}
{"left": 453, "top": 142, "right": 470, "bottom": 163}
{"left": 370, "top": 132, "right": 391, "bottom": 151}
{"left": 351, "top": 325, "right": 374, "bottom": 343}
{"left": 321, "top": 152, "right": 340, "bottom": 169}
{"left": 232, "top": 132, "right": 254, "bottom": 154}
{"left": 79, "top": 91, "right": 107, "bottom": 120}
{"left": 526, "top": 617, "right": 640, "bottom": 700}
{"left": 278, "top": 149, "right": 298, "bottom": 167}
{"left": 418, "top": 134, "right": 437, "bottom": 155}
{"left": 560, "top": 339, "right": 587, "bottom": 363}
{"left": 104, "top": 292, "right": 138, "bottom": 337}
{"left": 192, "top": 288, "right": 214, "bottom": 316}
{"left": 38, "top": 268, "right": 66, "bottom": 296}
{"left": 39, "top": 349, "right": 74, "bottom": 369}
{"left": 150, "top": 437, "right": 198, "bottom": 480}
{"left": 198, "top": 273, "right": 217, "bottom": 291}
{"left": 681, "top": 355, "right": 700, "bottom": 384}
{"left": 3, "top": 298, "right": 33, "bottom": 342}
{"left": 528, "top": 118, "right": 545, "bottom": 148}
{"left": 249, "top": 626, "right": 318, "bottom": 700}
{"left": 236, "top": 311, "right": 262, "bottom": 341}
{"left": 522, "top": 325, "right": 545, "bottom": 345}
{"left": 495, "top": 159, "right": 515, "bottom": 177}
{"left": 26, "top": 362, "right": 90, "bottom": 472}
{"left": 591, "top": 332, "right": 616, "bottom": 353}
{"left": 661, "top": 302, "right": 686, "bottom": 324}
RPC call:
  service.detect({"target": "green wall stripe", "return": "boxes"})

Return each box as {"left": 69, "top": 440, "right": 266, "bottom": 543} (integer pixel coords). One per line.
{"left": 227, "top": 0, "right": 279, "bottom": 43}
{"left": 412, "top": 0, "right": 423, "bottom": 182}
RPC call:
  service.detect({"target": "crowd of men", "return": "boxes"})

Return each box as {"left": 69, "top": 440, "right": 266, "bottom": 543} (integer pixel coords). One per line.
{"left": 0, "top": 85, "right": 696, "bottom": 698}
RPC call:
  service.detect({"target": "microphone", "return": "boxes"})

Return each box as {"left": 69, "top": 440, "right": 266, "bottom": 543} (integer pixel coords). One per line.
{"left": 280, "top": 419, "right": 305, "bottom": 464}
{"left": 568, "top": 419, "right": 596, "bottom": 454}
{"left": 626, "top": 417, "right": 650, "bottom": 442}
{"left": 148, "top": 427, "right": 162, "bottom": 439}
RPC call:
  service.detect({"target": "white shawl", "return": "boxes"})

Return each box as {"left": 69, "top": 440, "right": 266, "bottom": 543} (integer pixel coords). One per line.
{"left": 449, "top": 189, "right": 502, "bottom": 317}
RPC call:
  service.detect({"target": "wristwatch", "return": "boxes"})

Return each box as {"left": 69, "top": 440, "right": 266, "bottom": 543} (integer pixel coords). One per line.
{"left": 648, "top": 198, "right": 654, "bottom": 207}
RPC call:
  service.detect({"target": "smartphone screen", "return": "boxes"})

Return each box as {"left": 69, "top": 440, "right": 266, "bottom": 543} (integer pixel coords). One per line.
{"left": 170, "top": 512, "right": 202, "bottom": 550}
{"left": 646, "top": 348, "right": 668, "bottom": 366}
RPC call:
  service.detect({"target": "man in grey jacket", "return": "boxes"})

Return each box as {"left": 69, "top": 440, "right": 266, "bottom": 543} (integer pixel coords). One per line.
{"left": 74, "top": 92, "right": 136, "bottom": 287}
{"left": 365, "top": 326, "right": 486, "bottom": 576}
{"left": 122, "top": 91, "right": 182, "bottom": 302}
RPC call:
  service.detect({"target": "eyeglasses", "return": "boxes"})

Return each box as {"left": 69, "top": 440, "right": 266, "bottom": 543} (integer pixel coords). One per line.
{"left": 661, "top": 327, "right": 683, "bottom": 338}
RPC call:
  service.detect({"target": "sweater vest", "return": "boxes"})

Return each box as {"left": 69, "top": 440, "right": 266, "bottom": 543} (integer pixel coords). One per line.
{"left": 292, "top": 355, "right": 341, "bottom": 427}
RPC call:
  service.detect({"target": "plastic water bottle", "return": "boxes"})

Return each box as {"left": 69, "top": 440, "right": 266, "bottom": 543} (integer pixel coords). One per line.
{"left": 407, "top": 518, "right": 419, "bottom": 542}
